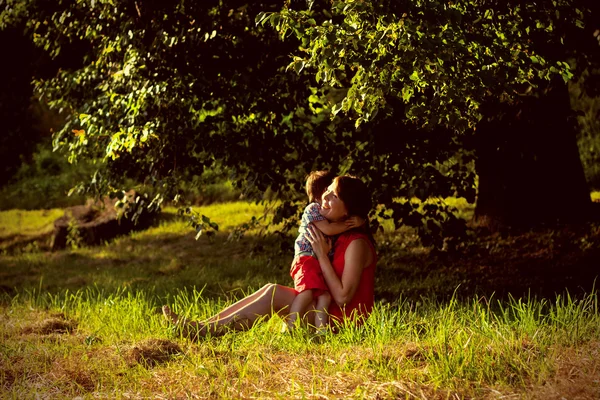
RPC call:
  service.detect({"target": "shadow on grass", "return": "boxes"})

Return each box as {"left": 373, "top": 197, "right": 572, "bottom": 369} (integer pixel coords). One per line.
{"left": 0, "top": 227, "right": 292, "bottom": 301}
{"left": 1, "top": 210, "right": 599, "bottom": 305}
{"left": 376, "top": 223, "right": 600, "bottom": 303}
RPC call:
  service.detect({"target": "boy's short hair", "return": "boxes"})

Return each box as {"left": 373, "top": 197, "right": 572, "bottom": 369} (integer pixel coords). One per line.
{"left": 305, "top": 170, "right": 335, "bottom": 203}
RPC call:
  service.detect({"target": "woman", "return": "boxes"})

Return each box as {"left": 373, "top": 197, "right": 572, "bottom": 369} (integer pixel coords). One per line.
{"left": 162, "top": 175, "right": 377, "bottom": 337}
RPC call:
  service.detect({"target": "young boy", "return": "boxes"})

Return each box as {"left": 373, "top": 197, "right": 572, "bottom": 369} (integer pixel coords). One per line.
{"left": 287, "top": 170, "right": 362, "bottom": 331}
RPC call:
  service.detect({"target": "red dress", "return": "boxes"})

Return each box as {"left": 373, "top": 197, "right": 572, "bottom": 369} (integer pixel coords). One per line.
{"left": 327, "top": 231, "right": 377, "bottom": 325}
{"left": 290, "top": 255, "right": 329, "bottom": 297}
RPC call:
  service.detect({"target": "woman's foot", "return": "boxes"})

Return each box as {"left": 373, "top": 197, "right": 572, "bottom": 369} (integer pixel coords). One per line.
{"left": 162, "top": 305, "right": 180, "bottom": 325}
{"left": 162, "top": 305, "right": 207, "bottom": 340}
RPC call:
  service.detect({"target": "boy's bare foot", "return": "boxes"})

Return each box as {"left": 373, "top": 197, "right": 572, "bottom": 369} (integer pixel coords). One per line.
{"left": 281, "top": 321, "right": 292, "bottom": 334}
{"left": 309, "top": 328, "right": 328, "bottom": 343}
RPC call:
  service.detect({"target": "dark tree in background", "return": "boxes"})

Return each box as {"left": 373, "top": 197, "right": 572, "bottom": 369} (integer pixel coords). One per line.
{"left": 475, "top": 79, "right": 592, "bottom": 228}
{"left": 265, "top": 0, "right": 600, "bottom": 231}
{"left": 0, "top": 26, "right": 41, "bottom": 185}
{"left": 0, "top": 8, "right": 87, "bottom": 188}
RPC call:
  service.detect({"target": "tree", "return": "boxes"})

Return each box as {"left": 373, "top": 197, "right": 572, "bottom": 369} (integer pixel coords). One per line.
{"left": 0, "top": 25, "right": 44, "bottom": 186}
{"left": 1, "top": 1, "right": 321, "bottom": 208}
{"left": 2, "top": 0, "right": 598, "bottom": 248}
{"left": 262, "top": 0, "right": 600, "bottom": 229}
{"left": 0, "top": 0, "right": 468, "bottom": 244}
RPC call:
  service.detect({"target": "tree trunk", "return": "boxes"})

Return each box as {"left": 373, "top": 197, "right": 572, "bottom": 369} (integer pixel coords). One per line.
{"left": 474, "top": 80, "right": 593, "bottom": 229}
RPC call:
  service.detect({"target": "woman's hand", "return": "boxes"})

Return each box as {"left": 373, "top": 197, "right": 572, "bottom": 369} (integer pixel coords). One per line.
{"left": 305, "top": 224, "right": 332, "bottom": 260}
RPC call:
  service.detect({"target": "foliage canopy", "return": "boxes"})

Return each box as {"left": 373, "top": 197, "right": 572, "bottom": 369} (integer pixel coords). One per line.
{"left": 1, "top": 0, "right": 598, "bottom": 246}
{"left": 262, "top": 0, "right": 596, "bottom": 129}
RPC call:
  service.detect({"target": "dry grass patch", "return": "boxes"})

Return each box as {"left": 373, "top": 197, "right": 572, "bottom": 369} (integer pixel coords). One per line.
{"left": 21, "top": 316, "right": 77, "bottom": 335}
{"left": 142, "top": 342, "right": 456, "bottom": 399}
{"left": 48, "top": 356, "right": 98, "bottom": 393}
{"left": 128, "top": 338, "right": 184, "bottom": 368}
{"left": 20, "top": 311, "right": 74, "bottom": 331}
{"left": 528, "top": 341, "right": 600, "bottom": 400}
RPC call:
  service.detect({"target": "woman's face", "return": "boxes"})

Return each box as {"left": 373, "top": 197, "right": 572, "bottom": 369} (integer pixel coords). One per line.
{"left": 320, "top": 182, "right": 348, "bottom": 222}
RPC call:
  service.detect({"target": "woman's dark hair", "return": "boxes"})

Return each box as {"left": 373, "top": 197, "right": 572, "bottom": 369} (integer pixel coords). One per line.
{"left": 334, "top": 175, "right": 376, "bottom": 245}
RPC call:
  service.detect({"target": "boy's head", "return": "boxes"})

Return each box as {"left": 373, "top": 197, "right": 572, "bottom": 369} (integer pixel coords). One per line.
{"left": 305, "top": 170, "right": 335, "bottom": 203}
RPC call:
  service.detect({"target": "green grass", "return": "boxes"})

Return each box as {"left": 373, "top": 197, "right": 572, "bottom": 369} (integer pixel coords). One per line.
{"left": 1, "top": 287, "right": 598, "bottom": 398}
{"left": 0, "top": 201, "right": 289, "bottom": 298}
{"left": 162, "top": 201, "right": 271, "bottom": 232}
{"left": 0, "top": 198, "right": 599, "bottom": 398}
{"left": 0, "top": 209, "right": 64, "bottom": 239}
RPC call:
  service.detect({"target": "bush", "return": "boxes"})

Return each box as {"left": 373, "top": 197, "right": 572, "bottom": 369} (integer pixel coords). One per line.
{"left": 173, "top": 166, "right": 243, "bottom": 206}
{"left": 0, "top": 143, "right": 91, "bottom": 210}
{"left": 0, "top": 141, "right": 249, "bottom": 211}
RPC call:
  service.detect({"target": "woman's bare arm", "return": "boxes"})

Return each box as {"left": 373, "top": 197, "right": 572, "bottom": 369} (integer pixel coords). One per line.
{"left": 305, "top": 225, "right": 371, "bottom": 306}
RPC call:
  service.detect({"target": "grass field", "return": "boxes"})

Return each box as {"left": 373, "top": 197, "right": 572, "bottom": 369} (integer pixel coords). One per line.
{"left": 1, "top": 199, "right": 599, "bottom": 398}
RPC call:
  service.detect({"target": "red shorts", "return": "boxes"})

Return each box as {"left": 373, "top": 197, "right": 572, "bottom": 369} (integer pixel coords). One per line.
{"left": 290, "top": 255, "right": 328, "bottom": 298}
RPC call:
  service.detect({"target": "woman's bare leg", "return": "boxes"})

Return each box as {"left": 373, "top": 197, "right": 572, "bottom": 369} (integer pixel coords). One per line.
{"left": 203, "top": 284, "right": 281, "bottom": 322}
{"left": 163, "top": 284, "right": 298, "bottom": 337}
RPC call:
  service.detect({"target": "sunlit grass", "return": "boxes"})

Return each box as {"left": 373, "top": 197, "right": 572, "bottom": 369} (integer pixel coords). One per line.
{"left": 0, "top": 201, "right": 290, "bottom": 297}
{"left": 1, "top": 287, "right": 598, "bottom": 398}
{"left": 162, "top": 200, "right": 272, "bottom": 232}
{"left": 2, "top": 192, "right": 597, "bottom": 241}
{"left": 0, "top": 208, "right": 64, "bottom": 239}
{"left": 1, "top": 195, "right": 597, "bottom": 298}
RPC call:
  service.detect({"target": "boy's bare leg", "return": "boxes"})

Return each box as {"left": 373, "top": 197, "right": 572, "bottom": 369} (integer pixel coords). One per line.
{"left": 314, "top": 292, "right": 331, "bottom": 330}
{"left": 287, "top": 289, "right": 313, "bottom": 330}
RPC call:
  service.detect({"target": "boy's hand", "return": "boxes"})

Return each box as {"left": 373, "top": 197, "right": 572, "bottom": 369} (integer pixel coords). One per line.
{"left": 345, "top": 215, "right": 365, "bottom": 228}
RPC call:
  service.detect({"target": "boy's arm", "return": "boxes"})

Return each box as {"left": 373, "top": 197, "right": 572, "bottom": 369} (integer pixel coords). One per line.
{"left": 312, "top": 219, "right": 351, "bottom": 236}
{"left": 345, "top": 215, "right": 365, "bottom": 228}
{"left": 313, "top": 215, "right": 366, "bottom": 236}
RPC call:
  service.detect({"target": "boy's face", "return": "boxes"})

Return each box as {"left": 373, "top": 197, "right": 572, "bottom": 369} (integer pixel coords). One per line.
{"left": 320, "top": 183, "right": 348, "bottom": 222}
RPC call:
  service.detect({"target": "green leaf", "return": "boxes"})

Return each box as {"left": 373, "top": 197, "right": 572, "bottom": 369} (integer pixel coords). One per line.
{"left": 255, "top": 12, "right": 271, "bottom": 26}
{"left": 402, "top": 85, "right": 413, "bottom": 102}
{"left": 294, "top": 60, "right": 305, "bottom": 74}
{"left": 331, "top": 102, "right": 343, "bottom": 116}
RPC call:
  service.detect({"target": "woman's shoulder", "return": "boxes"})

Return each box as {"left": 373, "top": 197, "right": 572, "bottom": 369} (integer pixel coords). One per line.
{"left": 338, "top": 231, "right": 377, "bottom": 268}
{"left": 339, "top": 229, "right": 369, "bottom": 242}
{"left": 337, "top": 230, "right": 375, "bottom": 253}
